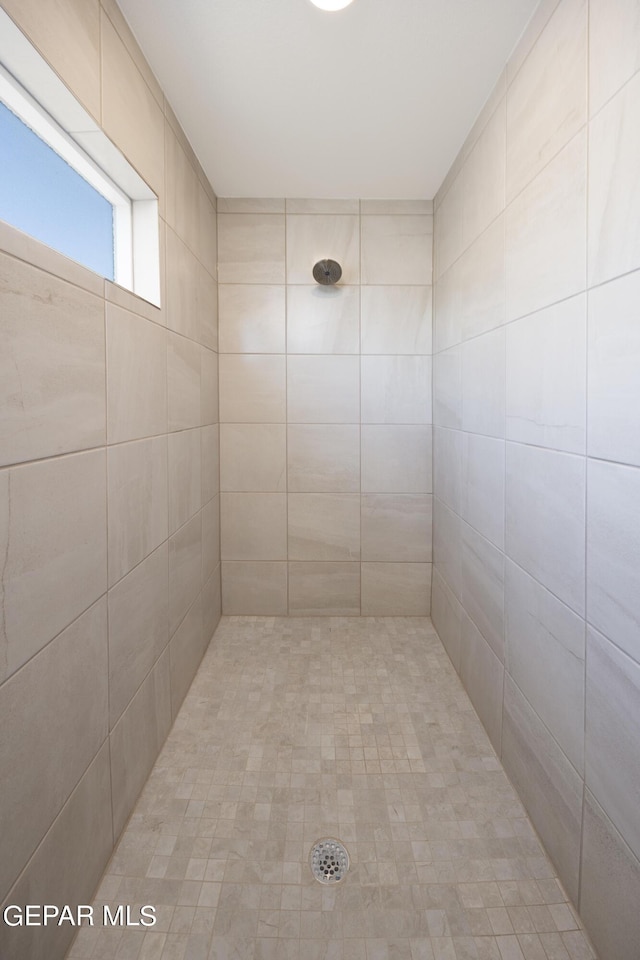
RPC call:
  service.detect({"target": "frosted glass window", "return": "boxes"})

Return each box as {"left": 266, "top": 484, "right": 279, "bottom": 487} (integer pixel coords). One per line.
{"left": 0, "top": 100, "right": 115, "bottom": 279}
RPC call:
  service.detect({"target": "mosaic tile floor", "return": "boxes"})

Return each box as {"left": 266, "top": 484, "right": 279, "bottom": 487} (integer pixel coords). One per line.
{"left": 68, "top": 617, "right": 597, "bottom": 960}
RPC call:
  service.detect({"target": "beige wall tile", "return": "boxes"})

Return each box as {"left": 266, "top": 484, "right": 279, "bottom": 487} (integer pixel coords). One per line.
{"left": 361, "top": 563, "right": 431, "bottom": 616}
{"left": 101, "top": 0, "right": 163, "bottom": 106}
{"left": 203, "top": 566, "right": 221, "bottom": 644}
{"left": 461, "top": 522, "right": 505, "bottom": 662}
{"left": 288, "top": 425, "right": 360, "bottom": 493}
{"left": 431, "top": 566, "right": 462, "bottom": 672}
{"left": 288, "top": 562, "right": 360, "bottom": 615}
{"left": 168, "top": 428, "right": 202, "bottom": 534}
{"left": 165, "top": 129, "right": 199, "bottom": 253}
{"left": 0, "top": 253, "right": 105, "bottom": 467}
{"left": 198, "top": 261, "right": 218, "bottom": 351}
{"left": 286, "top": 199, "right": 359, "bottom": 214}
{"left": 435, "top": 173, "right": 464, "bottom": 280}
{"left": 463, "top": 99, "right": 506, "bottom": 246}
{"left": 0, "top": 220, "right": 103, "bottom": 298}
{"left": 169, "top": 593, "right": 205, "bottom": 718}
{"left": 361, "top": 215, "right": 433, "bottom": 285}
{"left": 218, "top": 198, "right": 285, "bottom": 214}
{"left": 361, "top": 425, "right": 432, "bottom": 493}
{"left": 201, "top": 347, "right": 218, "bottom": 426}
{"left": 0, "top": 599, "right": 108, "bottom": 901}
{"left": 220, "top": 493, "right": 287, "bottom": 561}
{"left": 0, "top": 451, "right": 107, "bottom": 683}
{"left": 361, "top": 286, "right": 432, "bottom": 355}
{"left": 165, "top": 228, "right": 199, "bottom": 340}
{"left": 589, "top": 0, "right": 640, "bottom": 116}
{"left": 202, "top": 495, "right": 220, "bottom": 582}
{"left": 167, "top": 333, "right": 201, "bottom": 432}
{"left": 220, "top": 424, "right": 286, "bottom": 492}
{"left": 361, "top": 200, "right": 433, "bottom": 215}
{"left": 107, "top": 436, "right": 168, "bottom": 587}
{"left": 286, "top": 215, "right": 359, "bottom": 285}
{"left": 108, "top": 543, "right": 169, "bottom": 727}
{"left": 169, "top": 513, "right": 202, "bottom": 636}
{"left": 106, "top": 304, "right": 167, "bottom": 443}
{"left": 219, "top": 355, "right": 286, "bottom": 423}
{"left": 288, "top": 493, "right": 360, "bottom": 561}
{"left": 433, "top": 426, "right": 463, "bottom": 516}
{"left": 201, "top": 423, "right": 220, "bottom": 504}
{"left": 461, "top": 433, "right": 505, "bottom": 551}
{"left": 433, "top": 347, "right": 462, "bottom": 430}
{"left": 361, "top": 356, "right": 431, "bottom": 424}
{"left": 361, "top": 494, "right": 432, "bottom": 562}
{"left": 461, "top": 327, "right": 506, "bottom": 439}
{"left": 218, "top": 214, "right": 285, "bottom": 283}
{"left": 433, "top": 497, "right": 462, "bottom": 600}
{"left": 287, "top": 285, "right": 360, "bottom": 354}
{"left": 222, "top": 562, "right": 288, "bottom": 615}
{"left": 460, "top": 614, "right": 504, "bottom": 754}
{"left": 218, "top": 285, "right": 286, "bottom": 353}
{"left": 458, "top": 216, "right": 506, "bottom": 342}
{"left": 287, "top": 356, "right": 359, "bottom": 423}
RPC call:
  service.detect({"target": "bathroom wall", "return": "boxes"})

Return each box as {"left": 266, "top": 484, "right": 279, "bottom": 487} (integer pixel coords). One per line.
{"left": 432, "top": 0, "right": 640, "bottom": 956}
{"left": 0, "top": 2, "right": 220, "bottom": 957}
{"left": 217, "top": 198, "right": 433, "bottom": 616}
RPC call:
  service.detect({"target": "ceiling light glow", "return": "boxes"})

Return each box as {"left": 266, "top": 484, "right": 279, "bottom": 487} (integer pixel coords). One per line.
{"left": 309, "top": 0, "right": 355, "bottom": 11}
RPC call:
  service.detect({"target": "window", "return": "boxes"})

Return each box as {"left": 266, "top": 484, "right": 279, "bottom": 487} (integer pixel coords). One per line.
{"left": 0, "top": 7, "right": 160, "bottom": 305}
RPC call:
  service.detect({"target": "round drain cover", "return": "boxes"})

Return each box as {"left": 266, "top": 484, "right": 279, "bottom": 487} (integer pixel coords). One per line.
{"left": 310, "top": 838, "right": 349, "bottom": 884}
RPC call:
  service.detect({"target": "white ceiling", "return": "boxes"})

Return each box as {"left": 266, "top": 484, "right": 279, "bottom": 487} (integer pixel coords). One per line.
{"left": 117, "top": 0, "right": 538, "bottom": 199}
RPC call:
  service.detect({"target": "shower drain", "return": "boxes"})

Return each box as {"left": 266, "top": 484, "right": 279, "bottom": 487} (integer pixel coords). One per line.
{"left": 309, "top": 838, "right": 350, "bottom": 884}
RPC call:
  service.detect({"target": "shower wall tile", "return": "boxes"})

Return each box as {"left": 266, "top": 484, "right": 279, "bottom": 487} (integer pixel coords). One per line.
{"left": 169, "top": 512, "right": 202, "bottom": 636}
{"left": 458, "top": 216, "right": 506, "bottom": 341}
{"left": 361, "top": 494, "right": 432, "bottom": 562}
{"left": 164, "top": 126, "right": 199, "bottom": 251}
{"left": 461, "top": 433, "right": 505, "bottom": 550}
{"left": 106, "top": 305, "right": 167, "bottom": 443}
{"left": 433, "top": 346, "right": 462, "bottom": 429}
{"left": 589, "top": 0, "right": 640, "bottom": 116}
{"left": 201, "top": 347, "right": 219, "bottom": 425}
{"left": 107, "top": 436, "right": 168, "bottom": 586}
{"left": 219, "top": 355, "right": 286, "bottom": 422}
{"left": 433, "top": 498, "right": 462, "bottom": 599}
{"left": 361, "top": 286, "right": 432, "bottom": 355}
{"left": 220, "top": 493, "right": 287, "bottom": 560}
{"left": 220, "top": 424, "right": 286, "bottom": 492}
{"left": 221, "top": 562, "right": 288, "bottom": 616}
{"left": 361, "top": 215, "right": 433, "bottom": 285}
{"left": 361, "top": 356, "right": 432, "bottom": 424}
{"left": 169, "top": 593, "right": 204, "bottom": 718}
{"left": 434, "top": 171, "right": 464, "bottom": 280}
{"left": 167, "top": 333, "right": 201, "bottom": 431}
{"left": 288, "top": 493, "right": 360, "bottom": 561}
{"left": 361, "top": 425, "right": 432, "bottom": 493}
{"left": 202, "top": 496, "right": 220, "bottom": 582}
{"left": 286, "top": 214, "right": 360, "bottom": 284}
{"left": 461, "top": 327, "right": 505, "bottom": 439}
{"left": 0, "top": 254, "right": 106, "bottom": 467}
{"left": 168, "top": 428, "right": 202, "bottom": 533}
{"left": 431, "top": 566, "right": 462, "bottom": 673}
{"left": 218, "top": 214, "right": 285, "bottom": 284}
{"left": 287, "top": 355, "right": 359, "bottom": 423}
{"left": 460, "top": 615, "right": 504, "bottom": 753}
{"left": 288, "top": 562, "right": 360, "bottom": 616}
{"left": 360, "top": 199, "right": 433, "bottom": 215}
{"left": 218, "top": 285, "right": 286, "bottom": 353}
{"left": 463, "top": 98, "right": 506, "bottom": 246}
{"left": 165, "top": 227, "right": 199, "bottom": 340}
{"left": 361, "top": 563, "right": 431, "bottom": 616}
{"left": 198, "top": 264, "right": 218, "bottom": 350}
{"left": 461, "top": 522, "right": 505, "bottom": 662}
{"left": 286, "top": 198, "right": 359, "bottom": 214}
{"left": 203, "top": 567, "right": 221, "bottom": 644}
{"left": 218, "top": 198, "right": 285, "bottom": 214}
{"left": 287, "top": 425, "right": 360, "bottom": 493}
{"left": 433, "top": 427, "right": 463, "bottom": 515}
{"left": 287, "top": 285, "right": 360, "bottom": 354}
{"left": 201, "top": 423, "right": 220, "bottom": 504}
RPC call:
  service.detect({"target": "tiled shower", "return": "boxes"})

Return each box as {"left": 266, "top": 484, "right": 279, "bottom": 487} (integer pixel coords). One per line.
{"left": 1, "top": 0, "right": 639, "bottom": 958}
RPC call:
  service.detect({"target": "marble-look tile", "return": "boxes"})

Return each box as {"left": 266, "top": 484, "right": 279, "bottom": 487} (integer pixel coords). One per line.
{"left": 461, "top": 523, "right": 505, "bottom": 662}
{"left": 286, "top": 198, "right": 359, "bottom": 214}
{"left": 107, "top": 436, "right": 168, "bottom": 586}
{"left": 589, "top": 71, "right": 640, "bottom": 285}
{"left": 220, "top": 424, "right": 286, "bottom": 492}
{"left": 433, "top": 260, "right": 461, "bottom": 352}
{"left": 197, "top": 178, "right": 218, "bottom": 272}
{"left": 286, "top": 214, "right": 359, "bottom": 284}
{"left": 0, "top": 599, "right": 108, "bottom": 900}
{"left": 505, "top": 559, "right": 585, "bottom": 773}
{"left": 218, "top": 214, "right": 285, "bottom": 284}
{"left": 165, "top": 227, "right": 198, "bottom": 341}
{"left": 433, "top": 346, "right": 462, "bottom": 430}
{"left": 0, "top": 219, "right": 99, "bottom": 297}
{"left": 361, "top": 495, "right": 432, "bottom": 562}
{"left": 361, "top": 425, "right": 432, "bottom": 494}
{"left": 287, "top": 356, "right": 359, "bottom": 423}
{"left": 433, "top": 426, "right": 463, "bottom": 516}
{"left": 218, "top": 285, "right": 286, "bottom": 354}
{"left": 361, "top": 199, "right": 433, "bottom": 215}
{"left": 202, "top": 566, "right": 221, "bottom": 645}
{"left": 169, "top": 593, "right": 204, "bottom": 719}
{"left": 361, "top": 356, "right": 431, "bottom": 424}
{"left": 589, "top": 0, "right": 640, "bottom": 115}
{"left": 0, "top": 744, "right": 112, "bottom": 960}
{"left": 108, "top": 543, "right": 169, "bottom": 727}
{"left": 288, "top": 493, "right": 360, "bottom": 561}
{"left": 219, "top": 355, "right": 286, "bottom": 423}
{"left": 506, "top": 442, "right": 585, "bottom": 615}
{"left": 167, "top": 333, "right": 201, "bottom": 432}
{"left": 200, "top": 346, "right": 218, "bottom": 425}
{"left": 221, "top": 562, "right": 288, "bottom": 616}
{"left": 287, "top": 425, "right": 360, "bottom": 492}
{"left": 110, "top": 649, "right": 171, "bottom": 836}
{"left": 101, "top": 12, "right": 164, "bottom": 195}
{"left": 586, "top": 625, "right": 640, "bottom": 861}
{"left": 218, "top": 198, "right": 285, "bottom": 214}
{"left": 288, "top": 562, "right": 360, "bottom": 615}
{"left": 433, "top": 497, "right": 462, "bottom": 599}
{"left": 458, "top": 216, "right": 506, "bottom": 342}
{"left": 461, "top": 434, "right": 505, "bottom": 550}
{"left": 431, "top": 566, "right": 462, "bottom": 672}
{"left": 361, "top": 563, "right": 431, "bottom": 616}
{"left": 106, "top": 305, "right": 167, "bottom": 443}
{"left": 506, "top": 294, "right": 587, "bottom": 454}
{"left": 164, "top": 128, "right": 199, "bottom": 251}
{"left": 168, "top": 428, "right": 202, "bottom": 534}
{"left": 506, "top": 0, "right": 586, "bottom": 202}
{"left": 201, "top": 423, "right": 220, "bottom": 504}
{"left": 460, "top": 615, "right": 504, "bottom": 753}
{"left": 220, "top": 493, "right": 287, "bottom": 561}
{"left": 0, "top": 253, "right": 105, "bottom": 467}
{"left": 287, "top": 285, "right": 360, "bottom": 354}
{"left": 507, "top": 0, "right": 563, "bottom": 84}
{"left": 506, "top": 131, "right": 586, "bottom": 322}
{"left": 361, "top": 286, "right": 432, "bottom": 355}
{"left": 202, "top": 495, "right": 220, "bottom": 582}
{"left": 0, "top": 451, "right": 106, "bottom": 683}
{"left": 463, "top": 99, "right": 506, "bottom": 246}
{"left": 580, "top": 790, "right": 640, "bottom": 960}
{"left": 169, "top": 513, "right": 202, "bottom": 636}
{"left": 586, "top": 458, "right": 640, "bottom": 662}
{"left": 198, "top": 262, "right": 218, "bottom": 352}
{"left": 588, "top": 269, "right": 640, "bottom": 467}
{"left": 361, "top": 215, "right": 433, "bottom": 285}
{"left": 434, "top": 171, "right": 464, "bottom": 280}
{"left": 462, "top": 327, "right": 506, "bottom": 439}
{"left": 502, "top": 676, "right": 582, "bottom": 902}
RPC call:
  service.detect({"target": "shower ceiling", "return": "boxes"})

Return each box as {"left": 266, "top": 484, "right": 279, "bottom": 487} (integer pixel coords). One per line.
{"left": 116, "top": 0, "right": 538, "bottom": 198}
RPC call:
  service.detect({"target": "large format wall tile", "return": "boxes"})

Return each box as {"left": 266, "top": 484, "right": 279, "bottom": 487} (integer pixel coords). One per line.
{"left": 220, "top": 493, "right": 287, "bottom": 561}
{"left": 431, "top": 567, "right": 462, "bottom": 673}
{"left": 0, "top": 599, "right": 108, "bottom": 902}
{"left": 164, "top": 128, "right": 199, "bottom": 253}
{"left": 0, "top": 451, "right": 107, "bottom": 682}
{"left": 287, "top": 285, "right": 360, "bottom": 354}
{"left": 433, "top": 498, "right": 462, "bottom": 599}
{"left": 202, "top": 496, "right": 220, "bottom": 583}
{"left": 361, "top": 215, "right": 433, "bottom": 284}
{"left": 167, "top": 333, "right": 201, "bottom": 431}
{"left": 287, "top": 215, "right": 359, "bottom": 285}
{"left": 288, "top": 562, "right": 360, "bottom": 616}
{"left": 461, "top": 523, "right": 504, "bottom": 662}
{"left": 201, "top": 424, "right": 220, "bottom": 505}
{"left": 362, "top": 494, "right": 432, "bottom": 562}
{"left": 361, "top": 425, "right": 431, "bottom": 493}
{"left": 361, "top": 286, "right": 432, "bottom": 355}
{"left": 461, "top": 433, "right": 505, "bottom": 550}
{"left": 168, "top": 428, "right": 202, "bottom": 533}
{"left": 458, "top": 216, "right": 506, "bottom": 342}
{"left": 219, "top": 355, "right": 286, "bottom": 423}
{"left": 433, "top": 427, "right": 463, "bottom": 515}
{"left": 287, "top": 425, "right": 360, "bottom": 493}
{"left": 433, "top": 346, "right": 462, "bottom": 429}
{"left": 460, "top": 615, "right": 504, "bottom": 753}
{"left": 218, "top": 285, "right": 285, "bottom": 353}
{"left": 169, "top": 593, "right": 204, "bottom": 718}
{"left": 589, "top": 0, "right": 640, "bottom": 117}
{"left": 361, "top": 562, "right": 431, "bottom": 616}
{"left": 361, "top": 356, "right": 431, "bottom": 424}
{"left": 288, "top": 493, "right": 360, "bottom": 561}
{"left": 0, "top": 254, "right": 105, "bottom": 467}
{"left": 168, "top": 513, "right": 202, "bottom": 636}
{"left": 287, "top": 356, "right": 359, "bottom": 423}
{"left": 165, "top": 227, "right": 198, "bottom": 340}
{"left": 218, "top": 214, "right": 285, "bottom": 284}
{"left": 463, "top": 99, "right": 506, "bottom": 247}
{"left": 461, "top": 327, "right": 505, "bottom": 439}
{"left": 221, "top": 562, "right": 288, "bottom": 616}
{"left": 220, "top": 424, "right": 286, "bottom": 492}
{"left": 106, "top": 305, "right": 167, "bottom": 443}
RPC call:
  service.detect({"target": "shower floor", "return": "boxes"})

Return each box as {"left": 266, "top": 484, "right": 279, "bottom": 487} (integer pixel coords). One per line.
{"left": 68, "top": 617, "right": 595, "bottom": 960}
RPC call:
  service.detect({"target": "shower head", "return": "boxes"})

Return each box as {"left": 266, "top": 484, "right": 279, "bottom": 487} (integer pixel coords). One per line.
{"left": 313, "top": 259, "right": 342, "bottom": 285}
